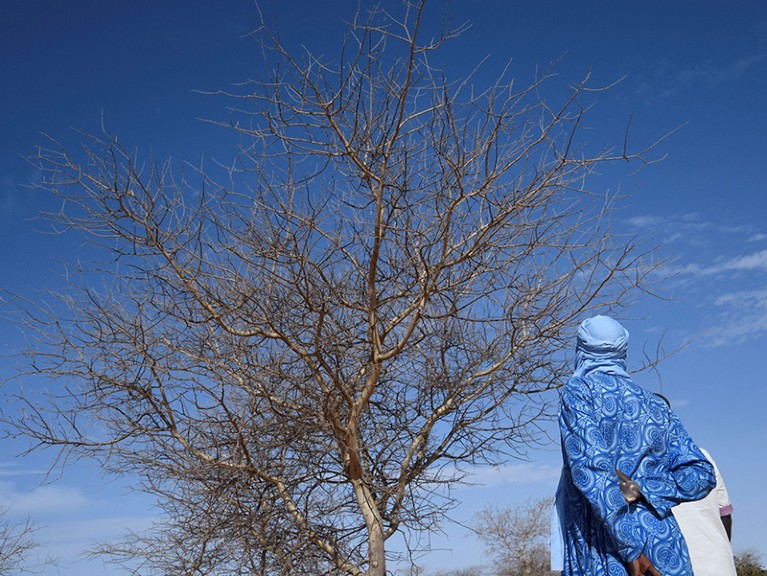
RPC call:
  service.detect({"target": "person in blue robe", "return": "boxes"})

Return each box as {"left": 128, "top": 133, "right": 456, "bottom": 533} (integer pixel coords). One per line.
{"left": 555, "top": 315, "right": 716, "bottom": 576}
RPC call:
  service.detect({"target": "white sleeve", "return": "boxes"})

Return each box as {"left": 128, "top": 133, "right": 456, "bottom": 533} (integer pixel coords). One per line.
{"left": 701, "top": 448, "right": 733, "bottom": 515}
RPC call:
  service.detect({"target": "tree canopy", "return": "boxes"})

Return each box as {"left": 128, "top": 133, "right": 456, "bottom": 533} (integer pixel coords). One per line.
{"left": 5, "top": 2, "right": 659, "bottom": 575}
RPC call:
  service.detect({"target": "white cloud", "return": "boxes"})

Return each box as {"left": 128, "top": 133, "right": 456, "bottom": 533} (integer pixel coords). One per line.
{"left": 657, "top": 53, "right": 767, "bottom": 99}
{"left": 626, "top": 212, "right": 765, "bottom": 242}
{"left": 626, "top": 215, "right": 668, "bottom": 228}
{"left": 639, "top": 52, "right": 767, "bottom": 106}
{"left": 714, "top": 288, "right": 767, "bottom": 308}
{"left": 703, "top": 288, "right": 767, "bottom": 347}
{"left": 629, "top": 212, "right": 767, "bottom": 346}
{"left": 625, "top": 212, "right": 720, "bottom": 248}
{"left": 0, "top": 482, "right": 90, "bottom": 515}
{"left": 37, "top": 514, "right": 156, "bottom": 552}
{"left": 717, "top": 249, "right": 767, "bottom": 273}
{"left": 0, "top": 462, "right": 49, "bottom": 477}
{"left": 24, "top": 513, "right": 158, "bottom": 576}
{"left": 462, "top": 463, "right": 561, "bottom": 489}
{"left": 681, "top": 249, "right": 767, "bottom": 277}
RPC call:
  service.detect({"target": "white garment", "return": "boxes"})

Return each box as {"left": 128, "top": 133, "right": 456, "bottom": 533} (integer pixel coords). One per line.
{"left": 672, "top": 448, "right": 736, "bottom": 576}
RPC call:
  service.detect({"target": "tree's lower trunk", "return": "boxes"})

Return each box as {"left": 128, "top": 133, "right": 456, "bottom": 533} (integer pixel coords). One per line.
{"left": 365, "top": 514, "right": 386, "bottom": 576}
{"left": 351, "top": 477, "right": 386, "bottom": 576}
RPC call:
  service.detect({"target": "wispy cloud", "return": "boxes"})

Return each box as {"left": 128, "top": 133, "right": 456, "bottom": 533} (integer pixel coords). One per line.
{"left": 0, "top": 481, "right": 90, "bottom": 515}
{"left": 674, "top": 53, "right": 767, "bottom": 89}
{"left": 463, "top": 463, "right": 561, "bottom": 489}
{"left": 23, "top": 512, "right": 158, "bottom": 575}
{"left": 640, "top": 52, "right": 767, "bottom": 102}
{"left": 0, "top": 463, "right": 49, "bottom": 477}
{"left": 0, "top": 474, "right": 158, "bottom": 575}
{"left": 672, "top": 249, "right": 767, "bottom": 277}
{"left": 627, "top": 212, "right": 758, "bottom": 240}
{"left": 715, "top": 289, "right": 767, "bottom": 308}
{"left": 627, "top": 213, "right": 767, "bottom": 281}
{"left": 627, "top": 212, "right": 721, "bottom": 248}
{"left": 704, "top": 288, "right": 767, "bottom": 347}
{"left": 37, "top": 514, "right": 156, "bottom": 555}
{"left": 628, "top": 212, "right": 767, "bottom": 346}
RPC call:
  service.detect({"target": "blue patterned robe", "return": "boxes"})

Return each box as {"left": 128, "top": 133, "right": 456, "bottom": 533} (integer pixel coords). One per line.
{"left": 557, "top": 372, "right": 716, "bottom": 576}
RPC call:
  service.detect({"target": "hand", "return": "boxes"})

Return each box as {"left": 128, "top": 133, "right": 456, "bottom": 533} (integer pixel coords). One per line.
{"left": 616, "top": 468, "right": 642, "bottom": 504}
{"left": 628, "top": 553, "right": 662, "bottom": 576}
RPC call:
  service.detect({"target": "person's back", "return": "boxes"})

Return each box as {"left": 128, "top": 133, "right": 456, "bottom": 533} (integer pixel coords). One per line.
{"left": 556, "top": 315, "right": 716, "bottom": 576}
{"left": 672, "top": 448, "right": 737, "bottom": 576}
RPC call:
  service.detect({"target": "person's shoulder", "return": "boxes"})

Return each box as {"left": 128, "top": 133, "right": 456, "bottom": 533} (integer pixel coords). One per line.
{"left": 634, "top": 387, "right": 675, "bottom": 421}
{"left": 560, "top": 376, "right": 589, "bottom": 401}
{"left": 561, "top": 373, "right": 617, "bottom": 406}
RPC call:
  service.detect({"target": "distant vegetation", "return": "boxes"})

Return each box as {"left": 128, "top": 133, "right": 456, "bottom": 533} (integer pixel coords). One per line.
{"left": 736, "top": 550, "right": 767, "bottom": 576}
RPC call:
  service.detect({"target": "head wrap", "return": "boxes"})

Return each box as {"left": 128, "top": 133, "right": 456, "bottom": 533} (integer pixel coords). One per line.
{"left": 572, "top": 315, "right": 630, "bottom": 379}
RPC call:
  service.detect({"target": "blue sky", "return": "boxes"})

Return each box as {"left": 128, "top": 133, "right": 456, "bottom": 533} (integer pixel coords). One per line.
{"left": 1, "top": 1, "right": 766, "bottom": 574}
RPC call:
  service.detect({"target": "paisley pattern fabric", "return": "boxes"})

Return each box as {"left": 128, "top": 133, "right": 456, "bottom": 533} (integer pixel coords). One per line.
{"left": 557, "top": 371, "right": 716, "bottom": 576}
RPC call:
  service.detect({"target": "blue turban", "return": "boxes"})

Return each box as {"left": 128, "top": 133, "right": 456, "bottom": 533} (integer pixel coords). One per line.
{"left": 572, "top": 315, "right": 630, "bottom": 379}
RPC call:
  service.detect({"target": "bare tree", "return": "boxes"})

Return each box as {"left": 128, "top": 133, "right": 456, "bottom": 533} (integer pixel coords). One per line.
{"left": 474, "top": 498, "right": 554, "bottom": 576}
{"left": 0, "top": 508, "right": 38, "bottom": 575}
{"left": 5, "top": 1, "right": 659, "bottom": 575}
{"left": 735, "top": 550, "right": 767, "bottom": 576}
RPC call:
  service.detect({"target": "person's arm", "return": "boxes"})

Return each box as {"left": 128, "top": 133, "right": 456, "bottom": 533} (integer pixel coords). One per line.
{"left": 559, "top": 383, "right": 646, "bottom": 563}
{"left": 721, "top": 514, "right": 732, "bottom": 541}
{"left": 632, "top": 409, "right": 715, "bottom": 517}
{"left": 705, "top": 449, "right": 734, "bottom": 542}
